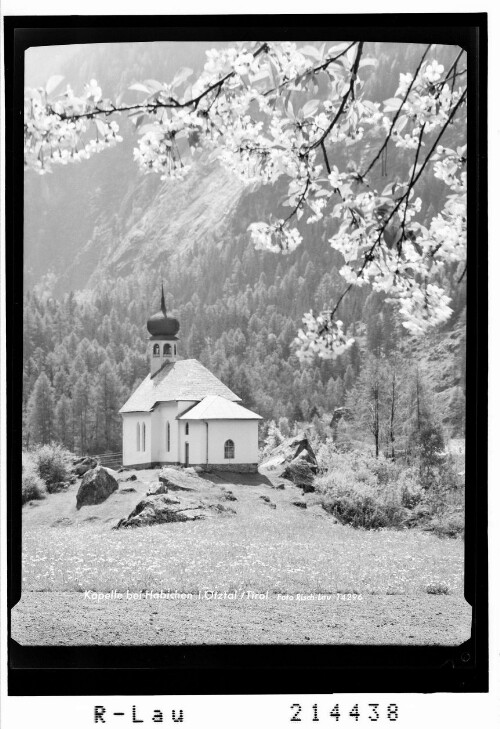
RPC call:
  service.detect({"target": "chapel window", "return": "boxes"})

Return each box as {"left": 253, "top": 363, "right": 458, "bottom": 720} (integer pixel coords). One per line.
{"left": 153, "top": 344, "right": 160, "bottom": 357}
{"left": 224, "top": 439, "right": 235, "bottom": 459}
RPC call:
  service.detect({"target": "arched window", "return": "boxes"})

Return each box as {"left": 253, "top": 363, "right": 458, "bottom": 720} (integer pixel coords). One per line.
{"left": 136, "top": 422, "right": 140, "bottom": 452}
{"left": 185, "top": 422, "right": 189, "bottom": 435}
{"left": 166, "top": 421, "right": 170, "bottom": 452}
{"left": 153, "top": 343, "right": 160, "bottom": 357}
{"left": 142, "top": 422, "right": 146, "bottom": 452}
{"left": 224, "top": 439, "right": 235, "bottom": 459}
{"left": 163, "top": 343, "right": 171, "bottom": 356}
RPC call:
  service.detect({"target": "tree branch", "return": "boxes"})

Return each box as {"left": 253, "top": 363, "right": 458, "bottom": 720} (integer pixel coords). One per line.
{"left": 310, "top": 42, "right": 364, "bottom": 152}
{"left": 329, "top": 86, "right": 467, "bottom": 321}
{"left": 51, "top": 43, "right": 270, "bottom": 123}
{"left": 320, "top": 140, "right": 331, "bottom": 174}
{"left": 262, "top": 41, "right": 358, "bottom": 99}
{"left": 360, "top": 44, "right": 432, "bottom": 179}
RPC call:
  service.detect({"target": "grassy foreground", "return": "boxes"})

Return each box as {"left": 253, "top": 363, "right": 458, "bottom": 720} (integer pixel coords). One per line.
{"left": 21, "top": 468, "right": 464, "bottom": 597}
{"left": 13, "top": 467, "right": 470, "bottom": 646}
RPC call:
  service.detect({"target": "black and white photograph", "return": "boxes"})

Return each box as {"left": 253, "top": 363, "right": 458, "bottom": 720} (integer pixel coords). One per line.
{"left": 8, "top": 18, "right": 484, "bottom": 676}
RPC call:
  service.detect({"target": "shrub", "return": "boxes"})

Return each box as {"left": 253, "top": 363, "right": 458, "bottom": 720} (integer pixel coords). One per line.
{"left": 397, "top": 467, "right": 425, "bottom": 509}
{"left": 321, "top": 488, "right": 407, "bottom": 529}
{"left": 425, "top": 510, "right": 464, "bottom": 538}
{"left": 314, "top": 444, "right": 464, "bottom": 535}
{"left": 32, "top": 442, "right": 72, "bottom": 492}
{"left": 22, "top": 452, "right": 46, "bottom": 504}
{"left": 315, "top": 454, "right": 408, "bottom": 530}
{"left": 426, "top": 582, "right": 450, "bottom": 595}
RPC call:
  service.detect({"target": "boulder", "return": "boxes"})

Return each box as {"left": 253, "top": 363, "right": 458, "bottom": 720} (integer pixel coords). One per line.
{"left": 51, "top": 517, "right": 74, "bottom": 526}
{"left": 280, "top": 455, "right": 316, "bottom": 492}
{"left": 114, "top": 494, "right": 205, "bottom": 528}
{"left": 147, "top": 481, "right": 169, "bottom": 496}
{"left": 119, "top": 473, "right": 137, "bottom": 482}
{"left": 261, "top": 432, "right": 318, "bottom": 473}
{"left": 76, "top": 466, "right": 118, "bottom": 510}
{"left": 330, "top": 407, "right": 353, "bottom": 427}
{"left": 258, "top": 494, "right": 276, "bottom": 508}
{"left": 73, "top": 457, "right": 98, "bottom": 477}
{"left": 292, "top": 500, "right": 307, "bottom": 509}
{"left": 103, "top": 467, "right": 119, "bottom": 478}
{"left": 158, "top": 470, "right": 194, "bottom": 492}
{"left": 207, "top": 503, "right": 237, "bottom": 515}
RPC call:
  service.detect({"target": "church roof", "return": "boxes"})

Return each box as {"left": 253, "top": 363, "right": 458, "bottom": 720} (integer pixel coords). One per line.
{"left": 177, "top": 395, "right": 262, "bottom": 421}
{"left": 119, "top": 359, "right": 241, "bottom": 414}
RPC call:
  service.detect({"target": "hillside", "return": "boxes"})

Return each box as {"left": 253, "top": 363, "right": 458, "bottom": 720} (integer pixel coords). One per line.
{"left": 24, "top": 40, "right": 463, "bottom": 293}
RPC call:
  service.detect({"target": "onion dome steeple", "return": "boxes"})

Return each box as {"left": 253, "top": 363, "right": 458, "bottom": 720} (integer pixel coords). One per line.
{"left": 147, "top": 285, "right": 181, "bottom": 375}
{"left": 147, "top": 284, "right": 180, "bottom": 338}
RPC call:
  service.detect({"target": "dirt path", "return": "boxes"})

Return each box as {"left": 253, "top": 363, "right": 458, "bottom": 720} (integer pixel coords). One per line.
{"left": 12, "top": 592, "right": 471, "bottom": 646}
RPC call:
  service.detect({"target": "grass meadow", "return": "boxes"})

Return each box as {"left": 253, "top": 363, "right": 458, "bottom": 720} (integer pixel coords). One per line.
{"left": 16, "top": 469, "right": 469, "bottom": 645}
{"left": 22, "top": 490, "right": 464, "bottom": 597}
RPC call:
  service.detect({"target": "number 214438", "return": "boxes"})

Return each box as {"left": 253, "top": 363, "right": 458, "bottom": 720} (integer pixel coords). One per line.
{"left": 290, "top": 703, "right": 399, "bottom": 722}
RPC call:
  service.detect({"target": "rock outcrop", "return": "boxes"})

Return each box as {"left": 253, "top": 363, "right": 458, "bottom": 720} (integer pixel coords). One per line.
{"left": 119, "top": 473, "right": 137, "bottom": 482}
{"left": 76, "top": 466, "right": 118, "bottom": 510}
{"left": 261, "top": 432, "right": 318, "bottom": 473}
{"left": 329, "top": 407, "right": 353, "bottom": 427}
{"left": 261, "top": 432, "right": 318, "bottom": 492}
{"left": 73, "top": 456, "right": 98, "bottom": 477}
{"left": 281, "top": 453, "right": 316, "bottom": 492}
{"left": 114, "top": 494, "right": 206, "bottom": 528}
{"left": 158, "top": 470, "right": 194, "bottom": 492}
{"left": 146, "top": 481, "right": 168, "bottom": 496}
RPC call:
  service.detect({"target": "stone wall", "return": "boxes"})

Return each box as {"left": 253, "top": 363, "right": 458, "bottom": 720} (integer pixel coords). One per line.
{"left": 193, "top": 463, "right": 259, "bottom": 474}
{"left": 122, "top": 462, "right": 258, "bottom": 474}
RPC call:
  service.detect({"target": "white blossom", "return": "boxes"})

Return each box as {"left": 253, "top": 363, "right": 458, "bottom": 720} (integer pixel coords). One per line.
{"left": 294, "top": 312, "right": 354, "bottom": 362}
{"left": 23, "top": 41, "right": 467, "bottom": 358}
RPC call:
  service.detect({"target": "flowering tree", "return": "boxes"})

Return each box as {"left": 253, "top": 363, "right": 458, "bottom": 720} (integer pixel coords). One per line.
{"left": 24, "top": 41, "right": 467, "bottom": 360}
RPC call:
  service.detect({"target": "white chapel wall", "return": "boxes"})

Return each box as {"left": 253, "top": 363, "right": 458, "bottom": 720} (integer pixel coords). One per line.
{"left": 180, "top": 420, "right": 206, "bottom": 465}
{"left": 122, "top": 412, "right": 152, "bottom": 466}
{"left": 207, "top": 420, "right": 259, "bottom": 464}
{"left": 176, "top": 402, "right": 198, "bottom": 463}
{"left": 154, "top": 402, "right": 183, "bottom": 464}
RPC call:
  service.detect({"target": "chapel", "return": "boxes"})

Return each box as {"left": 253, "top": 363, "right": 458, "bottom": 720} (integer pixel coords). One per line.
{"left": 119, "top": 288, "right": 262, "bottom": 471}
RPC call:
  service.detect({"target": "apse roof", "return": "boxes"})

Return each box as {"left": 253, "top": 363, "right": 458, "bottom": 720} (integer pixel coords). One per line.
{"left": 177, "top": 395, "right": 262, "bottom": 421}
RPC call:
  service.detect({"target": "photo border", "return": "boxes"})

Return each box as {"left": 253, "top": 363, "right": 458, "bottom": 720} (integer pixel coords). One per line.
{"left": 4, "top": 12, "right": 488, "bottom": 695}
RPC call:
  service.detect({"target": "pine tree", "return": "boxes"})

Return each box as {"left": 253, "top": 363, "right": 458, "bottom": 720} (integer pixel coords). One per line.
{"left": 55, "top": 395, "right": 73, "bottom": 450}
{"left": 343, "top": 364, "right": 355, "bottom": 393}
{"left": 26, "top": 372, "right": 55, "bottom": 445}
{"left": 72, "top": 373, "right": 91, "bottom": 455}
{"left": 93, "top": 362, "right": 124, "bottom": 452}
{"left": 347, "top": 354, "right": 390, "bottom": 457}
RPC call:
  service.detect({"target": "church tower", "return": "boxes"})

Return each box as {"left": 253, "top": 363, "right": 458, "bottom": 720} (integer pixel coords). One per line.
{"left": 146, "top": 285, "right": 180, "bottom": 375}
